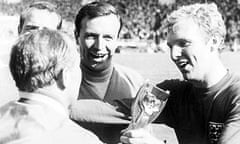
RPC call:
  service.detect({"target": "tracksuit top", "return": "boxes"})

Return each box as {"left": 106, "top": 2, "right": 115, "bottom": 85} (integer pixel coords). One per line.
{"left": 156, "top": 72, "right": 240, "bottom": 144}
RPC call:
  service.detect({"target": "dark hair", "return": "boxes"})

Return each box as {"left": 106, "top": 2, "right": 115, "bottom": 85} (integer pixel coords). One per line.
{"left": 19, "top": 1, "right": 62, "bottom": 33}
{"left": 74, "top": 1, "right": 122, "bottom": 37}
{"left": 10, "top": 28, "right": 77, "bottom": 92}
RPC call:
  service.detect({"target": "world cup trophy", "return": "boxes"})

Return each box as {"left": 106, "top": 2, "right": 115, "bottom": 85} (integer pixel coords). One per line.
{"left": 127, "top": 81, "right": 169, "bottom": 130}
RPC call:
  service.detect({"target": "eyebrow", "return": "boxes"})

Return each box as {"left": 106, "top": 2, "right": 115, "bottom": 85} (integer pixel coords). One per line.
{"left": 85, "top": 32, "right": 98, "bottom": 36}
{"left": 85, "top": 32, "right": 114, "bottom": 38}
{"left": 167, "top": 38, "right": 191, "bottom": 47}
{"left": 102, "top": 34, "right": 113, "bottom": 39}
{"left": 23, "top": 25, "right": 40, "bottom": 31}
{"left": 177, "top": 38, "right": 191, "bottom": 43}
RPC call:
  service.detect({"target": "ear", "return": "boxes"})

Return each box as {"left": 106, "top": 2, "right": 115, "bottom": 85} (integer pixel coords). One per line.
{"left": 74, "top": 29, "right": 79, "bottom": 45}
{"left": 55, "top": 69, "right": 67, "bottom": 90}
{"left": 74, "top": 30, "right": 84, "bottom": 58}
{"left": 18, "top": 25, "right": 21, "bottom": 35}
{"left": 208, "top": 36, "right": 221, "bottom": 52}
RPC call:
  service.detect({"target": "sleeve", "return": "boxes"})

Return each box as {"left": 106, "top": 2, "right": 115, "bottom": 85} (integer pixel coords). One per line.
{"left": 218, "top": 83, "right": 240, "bottom": 144}
{"left": 70, "top": 99, "right": 131, "bottom": 124}
{"left": 219, "top": 98, "right": 240, "bottom": 144}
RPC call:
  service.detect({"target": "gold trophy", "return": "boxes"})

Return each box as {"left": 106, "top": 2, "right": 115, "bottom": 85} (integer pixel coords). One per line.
{"left": 127, "top": 82, "right": 169, "bottom": 130}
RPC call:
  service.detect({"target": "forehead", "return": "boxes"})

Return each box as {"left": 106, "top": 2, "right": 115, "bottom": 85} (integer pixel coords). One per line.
{"left": 167, "top": 18, "right": 207, "bottom": 42}
{"left": 24, "top": 9, "right": 60, "bottom": 29}
{"left": 80, "top": 14, "right": 120, "bottom": 35}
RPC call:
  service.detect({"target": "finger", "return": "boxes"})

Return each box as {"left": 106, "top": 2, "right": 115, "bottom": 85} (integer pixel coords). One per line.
{"left": 121, "top": 129, "right": 165, "bottom": 144}
{"left": 123, "top": 128, "right": 147, "bottom": 138}
{"left": 120, "top": 135, "right": 144, "bottom": 144}
{"left": 121, "top": 127, "right": 130, "bottom": 134}
{"left": 120, "top": 135, "right": 130, "bottom": 144}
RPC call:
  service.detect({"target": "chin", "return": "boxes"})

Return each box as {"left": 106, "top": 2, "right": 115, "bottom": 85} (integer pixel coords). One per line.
{"left": 90, "top": 63, "right": 106, "bottom": 71}
{"left": 183, "top": 75, "right": 202, "bottom": 85}
{"left": 182, "top": 72, "right": 192, "bottom": 81}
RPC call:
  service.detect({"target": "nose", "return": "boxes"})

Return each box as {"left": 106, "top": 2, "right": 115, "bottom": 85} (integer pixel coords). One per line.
{"left": 95, "top": 36, "right": 106, "bottom": 51}
{"left": 170, "top": 45, "right": 182, "bottom": 61}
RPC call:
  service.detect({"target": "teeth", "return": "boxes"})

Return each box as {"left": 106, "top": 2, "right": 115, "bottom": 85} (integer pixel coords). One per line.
{"left": 91, "top": 52, "right": 107, "bottom": 57}
{"left": 177, "top": 60, "right": 188, "bottom": 68}
{"left": 180, "top": 62, "right": 186, "bottom": 68}
{"left": 96, "top": 54, "right": 103, "bottom": 57}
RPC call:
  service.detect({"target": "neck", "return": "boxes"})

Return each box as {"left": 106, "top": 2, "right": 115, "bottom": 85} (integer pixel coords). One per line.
{"left": 81, "top": 62, "right": 113, "bottom": 82}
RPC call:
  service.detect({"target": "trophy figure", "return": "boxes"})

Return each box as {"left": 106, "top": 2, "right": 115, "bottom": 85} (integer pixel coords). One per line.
{"left": 128, "top": 82, "right": 169, "bottom": 130}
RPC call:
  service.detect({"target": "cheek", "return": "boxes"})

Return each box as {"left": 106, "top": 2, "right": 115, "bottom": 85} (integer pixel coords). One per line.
{"left": 189, "top": 50, "right": 208, "bottom": 71}
{"left": 79, "top": 39, "right": 93, "bottom": 57}
{"left": 79, "top": 35, "right": 94, "bottom": 49}
{"left": 184, "top": 45, "right": 201, "bottom": 62}
{"left": 107, "top": 41, "right": 118, "bottom": 51}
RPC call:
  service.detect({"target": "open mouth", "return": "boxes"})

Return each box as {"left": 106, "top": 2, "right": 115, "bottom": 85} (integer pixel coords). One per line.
{"left": 91, "top": 53, "right": 105, "bottom": 58}
{"left": 176, "top": 60, "right": 190, "bottom": 70}
{"left": 90, "top": 52, "right": 108, "bottom": 58}
{"left": 88, "top": 51, "right": 109, "bottom": 62}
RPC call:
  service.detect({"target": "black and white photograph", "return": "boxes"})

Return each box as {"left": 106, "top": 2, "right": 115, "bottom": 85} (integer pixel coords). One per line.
{"left": 1, "top": 0, "right": 240, "bottom": 143}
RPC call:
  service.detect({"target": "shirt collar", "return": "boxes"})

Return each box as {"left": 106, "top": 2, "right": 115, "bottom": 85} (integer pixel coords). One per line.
{"left": 19, "top": 91, "right": 68, "bottom": 117}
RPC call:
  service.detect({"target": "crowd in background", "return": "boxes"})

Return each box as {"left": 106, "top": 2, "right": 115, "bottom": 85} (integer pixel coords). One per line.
{"left": 106, "top": 0, "right": 240, "bottom": 51}
{"left": 1, "top": 0, "right": 240, "bottom": 51}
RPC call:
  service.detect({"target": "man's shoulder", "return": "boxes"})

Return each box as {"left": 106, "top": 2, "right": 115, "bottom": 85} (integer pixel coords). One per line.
{"left": 0, "top": 101, "right": 44, "bottom": 143}
{"left": 113, "top": 64, "right": 144, "bottom": 86}
{"left": 0, "top": 101, "right": 102, "bottom": 144}
{"left": 229, "top": 72, "right": 240, "bottom": 85}
{"left": 219, "top": 72, "right": 240, "bottom": 96}
{"left": 223, "top": 72, "right": 240, "bottom": 100}
{"left": 51, "top": 119, "right": 102, "bottom": 143}
{"left": 5, "top": 122, "right": 103, "bottom": 144}
{"left": 114, "top": 64, "right": 142, "bottom": 76}
{"left": 0, "top": 101, "right": 28, "bottom": 118}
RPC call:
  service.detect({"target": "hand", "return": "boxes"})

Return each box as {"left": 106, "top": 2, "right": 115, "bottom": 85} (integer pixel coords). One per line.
{"left": 120, "top": 128, "right": 165, "bottom": 144}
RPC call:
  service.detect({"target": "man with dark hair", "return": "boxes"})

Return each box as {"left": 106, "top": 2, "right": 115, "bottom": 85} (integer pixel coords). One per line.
{"left": 0, "top": 28, "right": 102, "bottom": 144}
{"left": 18, "top": 1, "right": 62, "bottom": 34}
{"left": 71, "top": 1, "right": 144, "bottom": 143}
{"left": 121, "top": 3, "right": 240, "bottom": 144}
{"left": 74, "top": 1, "right": 143, "bottom": 103}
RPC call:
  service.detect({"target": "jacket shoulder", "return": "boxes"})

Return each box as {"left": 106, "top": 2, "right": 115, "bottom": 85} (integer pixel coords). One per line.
{"left": 114, "top": 64, "right": 144, "bottom": 85}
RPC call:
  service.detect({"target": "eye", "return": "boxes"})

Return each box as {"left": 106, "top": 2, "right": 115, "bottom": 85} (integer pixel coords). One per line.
{"left": 23, "top": 25, "right": 39, "bottom": 32}
{"left": 84, "top": 33, "right": 97, "bottom": 40}
{"left": 85, "top": 35, "right": 95, "bottom": 40}
{"left": 178, "top": 40, "right": 190, "bottom": 48}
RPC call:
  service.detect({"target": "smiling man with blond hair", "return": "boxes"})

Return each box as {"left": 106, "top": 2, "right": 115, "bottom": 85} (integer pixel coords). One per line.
{"left": 121, "top": 3, "right": 240, "bottom": 144}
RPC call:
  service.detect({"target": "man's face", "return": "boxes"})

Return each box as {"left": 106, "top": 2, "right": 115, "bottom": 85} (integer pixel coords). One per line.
{"left": 167, "top": 18, "right": 213, "bottom": 81}
{"left": 19, "top": 9, "right": 60, "bottom": 34}
{"left": 76, "top": 14, "right": 120, "bottom": 71}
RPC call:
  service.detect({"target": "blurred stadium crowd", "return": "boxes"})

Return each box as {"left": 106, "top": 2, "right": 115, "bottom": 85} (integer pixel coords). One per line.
{"left": 1, "top": 0, "right": 240, "bottom": 51}
{"left": 108, "top": 0, "right": 240, "bottom": 51}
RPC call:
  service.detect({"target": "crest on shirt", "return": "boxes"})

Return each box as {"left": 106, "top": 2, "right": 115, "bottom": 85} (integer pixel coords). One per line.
{"left": 208, "top": 121, "right": 224, "bottom": 144}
